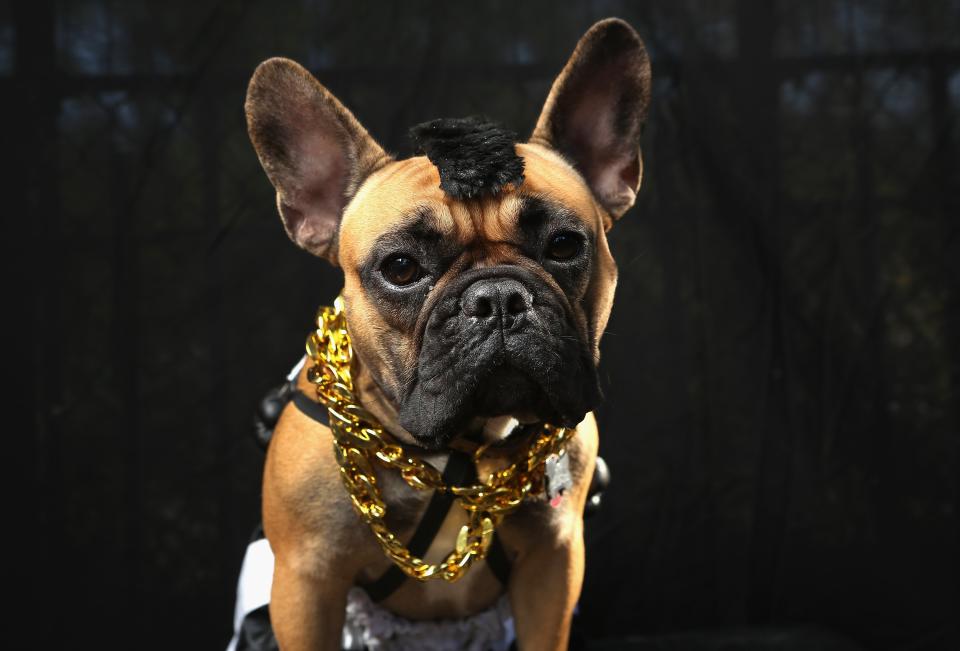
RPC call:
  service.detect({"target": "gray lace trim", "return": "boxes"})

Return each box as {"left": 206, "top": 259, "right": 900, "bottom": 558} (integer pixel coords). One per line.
{"left": 342, "top": 587, "right": 514, "bottom": 651}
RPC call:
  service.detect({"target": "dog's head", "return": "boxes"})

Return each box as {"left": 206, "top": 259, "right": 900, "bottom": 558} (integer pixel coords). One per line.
{"left": 246, "top": 19, "right": 651, "bottom": 448}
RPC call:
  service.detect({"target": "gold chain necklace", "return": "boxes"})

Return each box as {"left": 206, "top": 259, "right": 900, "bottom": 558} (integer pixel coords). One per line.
{"left": 304, "top": 296, "right": 575, "bottom": 582}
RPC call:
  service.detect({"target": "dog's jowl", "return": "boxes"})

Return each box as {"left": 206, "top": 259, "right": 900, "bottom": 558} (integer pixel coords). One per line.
{"left": 229, "top": 17, "right": 650, "bottom": 651}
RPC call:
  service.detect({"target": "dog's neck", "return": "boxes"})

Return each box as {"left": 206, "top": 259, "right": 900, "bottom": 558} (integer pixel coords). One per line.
{"left": 351, "top": 358, "right": 419, "bottom": 445}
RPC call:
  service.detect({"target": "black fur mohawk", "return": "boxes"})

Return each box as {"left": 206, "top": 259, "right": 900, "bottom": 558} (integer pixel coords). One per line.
{"left": 409, "top": 116, "right": 525, "bottom": 200}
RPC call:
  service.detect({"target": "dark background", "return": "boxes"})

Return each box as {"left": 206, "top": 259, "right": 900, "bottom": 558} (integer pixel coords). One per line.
{"left": 9, "top": 1, "right": 959, "bottom": 649}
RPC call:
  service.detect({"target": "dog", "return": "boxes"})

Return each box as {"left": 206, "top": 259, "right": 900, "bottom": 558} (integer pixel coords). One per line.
{"left": 230, "top": 17, "right": 650, "bottom": 651}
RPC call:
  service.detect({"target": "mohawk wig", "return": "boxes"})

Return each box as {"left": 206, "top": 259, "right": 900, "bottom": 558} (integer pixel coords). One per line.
{"left": 409, "top": 116, "right": 525, "bottom": 200}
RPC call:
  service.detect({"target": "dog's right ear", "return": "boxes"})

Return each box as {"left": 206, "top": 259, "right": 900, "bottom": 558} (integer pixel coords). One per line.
{"left": 245, "top": 58, "right": 390, "bottom": 265}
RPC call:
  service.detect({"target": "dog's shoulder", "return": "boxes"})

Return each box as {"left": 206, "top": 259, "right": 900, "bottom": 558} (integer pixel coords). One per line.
{"left": 498, "top": 412, "right": 600, "bottom": 552}
{"left": 262, "top": 404, "right": 380, "bottom": 573}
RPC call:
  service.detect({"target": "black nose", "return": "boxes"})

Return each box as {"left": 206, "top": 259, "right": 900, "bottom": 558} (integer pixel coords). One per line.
{"left": 461, "top": 278, "right": 532, "bottom": 321}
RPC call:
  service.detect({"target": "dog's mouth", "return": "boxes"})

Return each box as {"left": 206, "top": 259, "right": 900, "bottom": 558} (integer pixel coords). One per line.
{"left": 473, "top": 365, "right": 555, "bottom": 422}
{"left": 399, "top": 351, "right": 594, "bottom": 450}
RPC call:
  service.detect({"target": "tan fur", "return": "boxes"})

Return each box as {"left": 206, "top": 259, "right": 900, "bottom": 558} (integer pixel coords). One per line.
{"left": 251, "top": 18, "right": 651, "bottom": 651}
{"left": 266, "top": 145, "right": 607, "bottom": 651}
{"left": 337, "top": 143, "right": 617, "bottom": 405}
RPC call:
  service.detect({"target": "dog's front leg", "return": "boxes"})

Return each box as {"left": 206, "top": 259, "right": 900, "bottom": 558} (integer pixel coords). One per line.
{"left": 263, "top": 413, "right": 360, "bottom": 651}
{"left": 509, "top": 520, "right": 586, "bottom": 651}
{"left": 270, "top": 549, "right": 350, "bottom": 651}
{"left": 509, "top": 415, "right": 597, "bottom": 650}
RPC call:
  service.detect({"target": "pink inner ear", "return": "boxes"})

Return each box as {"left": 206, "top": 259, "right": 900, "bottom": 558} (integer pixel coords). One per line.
{"left": 590, "top": 151, "right": 639, "bottom": 218}
{"left": 278, "top": 200, "right": 338, "bottom": 257}
{"left": 294, "top": 126, "right": 348, "bottom": 216}
{"left": 567, "top": 64, "right": 621, "bottom": 156}
{"left": 279, "top": 119, "right": 349, "bottom": 255}
{"left": 564, "top": 70, "right": 641, "bottom": 216}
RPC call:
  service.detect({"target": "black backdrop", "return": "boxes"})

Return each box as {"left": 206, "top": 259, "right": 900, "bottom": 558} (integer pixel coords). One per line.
{"left": 9, "top": 1, "right": 959, "bottom": 649}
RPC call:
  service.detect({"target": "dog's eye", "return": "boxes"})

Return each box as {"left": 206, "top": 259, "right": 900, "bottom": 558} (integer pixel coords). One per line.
{"left": 545, "top": 232, "right": 582, "bottom": 261}
{"left": 381, "top": 255, "right": 422, "bottom": 286}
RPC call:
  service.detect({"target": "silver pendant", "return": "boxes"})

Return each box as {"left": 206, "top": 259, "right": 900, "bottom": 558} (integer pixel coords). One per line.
{"left": 545, "top": 452, "right": 572, "bottom": 507}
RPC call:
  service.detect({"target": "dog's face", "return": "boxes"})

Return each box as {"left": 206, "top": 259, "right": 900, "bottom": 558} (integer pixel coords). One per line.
{"left": 246, "top": 19, "right": 650, "bottom": 447}
{"left": 337, "top": 141, "right": 612, "bottom": 446}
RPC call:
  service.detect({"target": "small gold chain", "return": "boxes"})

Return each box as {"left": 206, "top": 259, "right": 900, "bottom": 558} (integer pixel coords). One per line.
{"left": 304, "top": 296, "right": 575, "bottom": 582}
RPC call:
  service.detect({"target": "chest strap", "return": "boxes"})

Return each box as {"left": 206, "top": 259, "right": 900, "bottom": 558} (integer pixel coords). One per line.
{"left": 290, "top": 389, "right": 512, "bottom": 602}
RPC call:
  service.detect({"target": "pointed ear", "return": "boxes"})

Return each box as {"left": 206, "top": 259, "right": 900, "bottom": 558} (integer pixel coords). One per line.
{"left": 245, "top": 57, "right": 390, "bottom": 264}
{"left": 531, "top": 19, "right": 651, "bottom": 227}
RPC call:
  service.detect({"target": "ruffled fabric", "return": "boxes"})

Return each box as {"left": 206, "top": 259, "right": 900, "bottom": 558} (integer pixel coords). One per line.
{"left": 342, "top": 587, "right": 515, "bottom": 651}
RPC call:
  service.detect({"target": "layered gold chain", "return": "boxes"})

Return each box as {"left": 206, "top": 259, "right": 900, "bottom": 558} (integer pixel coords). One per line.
{"left": 304, "top": 296, "right": 575, "bottom": 582}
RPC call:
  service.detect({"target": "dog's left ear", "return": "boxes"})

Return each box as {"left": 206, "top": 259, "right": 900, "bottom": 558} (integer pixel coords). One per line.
{"left": 531, "top": 18, "right": 651, "bottom": 228}
{"left": 245, "top": 57, "right": 390, "bottom": 265}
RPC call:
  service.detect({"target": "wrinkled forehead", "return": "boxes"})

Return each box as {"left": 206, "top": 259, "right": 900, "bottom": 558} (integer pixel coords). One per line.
{"left": 340, "top": 143, "right": 601, "bottom": 265}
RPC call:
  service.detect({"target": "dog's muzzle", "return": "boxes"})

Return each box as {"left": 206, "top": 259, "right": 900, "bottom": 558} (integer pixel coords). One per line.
{"left": 397, "top": 266, "right": 600, "bottom": 448}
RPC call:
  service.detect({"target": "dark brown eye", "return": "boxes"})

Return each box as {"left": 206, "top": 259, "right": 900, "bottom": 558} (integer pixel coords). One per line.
{"left": 546, "top": 232, "right": 582, "bottom": 261}
{"left": 381, "top": 255, "right": 422, "bottom": 286}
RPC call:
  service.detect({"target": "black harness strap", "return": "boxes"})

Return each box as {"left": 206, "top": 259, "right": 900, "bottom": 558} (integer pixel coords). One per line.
{"left": 454, "top": 447, "right": 513, "bottom": 589}
{"left": 289, "top": 388, "right": 513, "bottom": 601}
{"left": 362, "top": 449, "right": 472, "bottom": 601}
{"left": 291, "top": 389, "right": 332, "bottom": 427}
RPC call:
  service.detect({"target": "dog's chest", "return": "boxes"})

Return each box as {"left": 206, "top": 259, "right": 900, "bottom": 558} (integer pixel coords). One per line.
{"left": 362, "top": 439, "right": 583, "bottom": 620}
{"left": 373, "top": 503, "right": 505, "bottom": 619}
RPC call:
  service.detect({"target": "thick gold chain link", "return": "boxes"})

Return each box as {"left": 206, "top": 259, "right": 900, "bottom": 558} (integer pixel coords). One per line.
{"left": 304, "top": 296, "right": 575, "bottom": 582}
